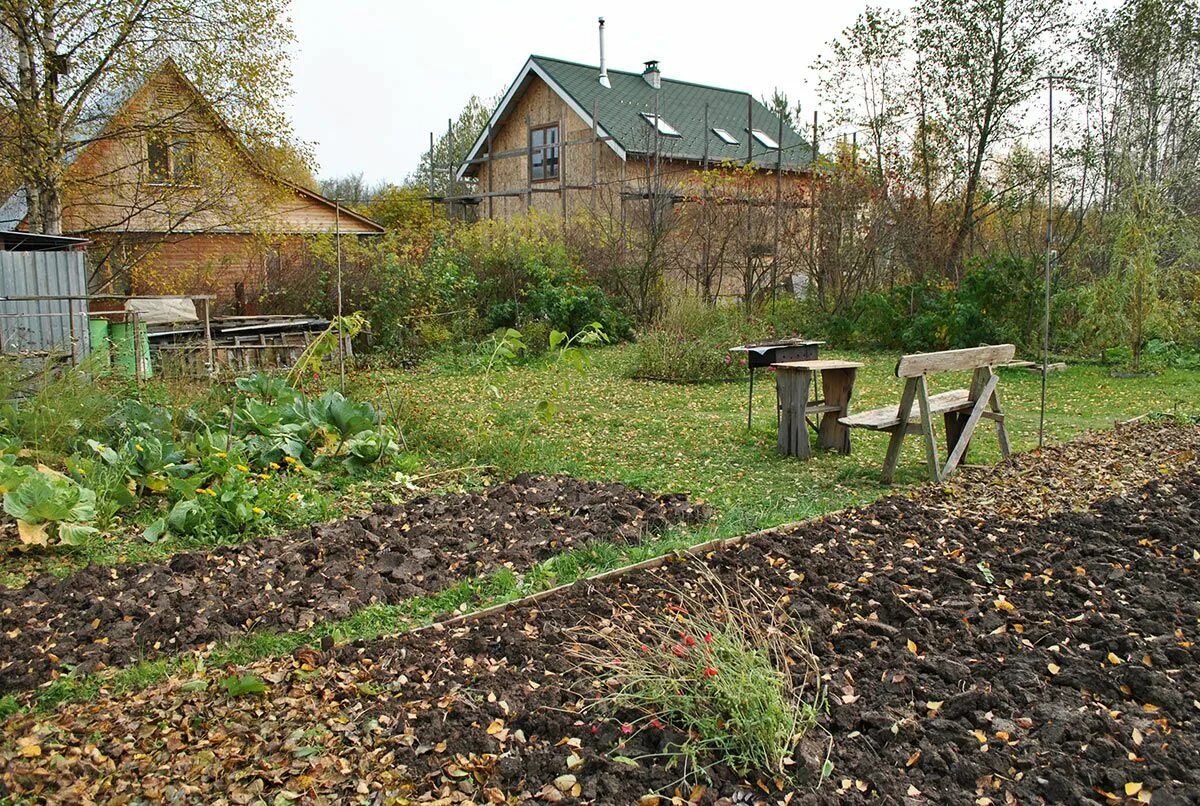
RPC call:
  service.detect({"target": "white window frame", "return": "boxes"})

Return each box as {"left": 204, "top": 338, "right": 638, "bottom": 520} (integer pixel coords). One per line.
{"left": 712, "top": 127, "right": 739, "bottom": 145}
{"left": 641, "top": 112, "right": 682, "bottom": 137}
{"left": 749, "top": 128, "right": 780, "bottom": 149}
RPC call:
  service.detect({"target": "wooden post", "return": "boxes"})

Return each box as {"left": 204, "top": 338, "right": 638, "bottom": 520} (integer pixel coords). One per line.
{"left": 131, "top": 310, "right": 143, "bottom": 386}
{"left": 67, "top": 300, "right": 77, "bottom": 365}
{"left": 776, "top": 367, "right": 812, "bottom": 459}
{"left": 560, "top": 103, "right": 568, "bottom": 224}
{"left": 428, "top": 131, "right": 436, "bottom": 226}
{"left": 202, "top": 297, "right": 214, "bottom": 377}
{"left": 990, "top": 378, "right": 1012, "bottom": 458}
{"left": 942, "top": 372, "right": 999, "bottom": 476}
{"left": 446, "top": 118, "right": 455, "bottom": 220}
{"left": 916, "top": 375, "right": 941, "bottom": 481}
{"left": 591, "top": 99, "right": 598, "bottom": 219}
{"left": 525, "top": 114, "right": 534, "bottom": 212}
{"left": 817, "top": 367, "right": 855, "bottom": 454}
{"left": 882, "top": 377, "right": 918, "bottom": 484}
{"left": 486, "top": 121, "right": 494, "bottom": 220}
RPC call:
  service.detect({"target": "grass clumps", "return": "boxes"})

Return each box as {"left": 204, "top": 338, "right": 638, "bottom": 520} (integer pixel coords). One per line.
{"left": 627, "top": 295, "right": 820, "bottom": 384}
{"left": 575, "top": 569, "right": 826, "bottom": 783}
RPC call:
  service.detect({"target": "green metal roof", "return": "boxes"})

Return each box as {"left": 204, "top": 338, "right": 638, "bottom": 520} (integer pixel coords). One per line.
{"left": 459, "top": 55, "right": 813, "bottom": 178}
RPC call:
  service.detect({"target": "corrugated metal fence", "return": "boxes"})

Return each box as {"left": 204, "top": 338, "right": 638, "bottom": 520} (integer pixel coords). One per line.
{"left": 0, "top": 251, "right": 91, "bottom": 362}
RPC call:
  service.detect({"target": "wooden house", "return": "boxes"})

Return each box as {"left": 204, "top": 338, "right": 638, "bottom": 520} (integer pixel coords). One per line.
{"left": 456, "top": 56, "right": 814, "bottom": 217}
{"left": 0, "top": 59, "right": 383, "bottom": 314}
{"left": 454, "top": 55, "right": 816, "bottom": 301}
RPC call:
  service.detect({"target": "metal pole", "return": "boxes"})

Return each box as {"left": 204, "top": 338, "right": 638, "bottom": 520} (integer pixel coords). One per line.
{"left": 1039, "top": 77, "right": 1054, "bottom": 449}
{"left": 809, "top": 110, "right": 818, "bottom": 272}
{"left": 336, "top": 197, "right": 345, "bottom": 394}
{"left": 745, "top": 96, "right": 753, "bottom": 312}
{"left": 748, "top": 366, "right": 755, "bottom": 430}
{"left": 773, "top": 111, "right": 784, "bottom": 312}
{"left": 702, "top": 102, "right": 710, "bottom": 299}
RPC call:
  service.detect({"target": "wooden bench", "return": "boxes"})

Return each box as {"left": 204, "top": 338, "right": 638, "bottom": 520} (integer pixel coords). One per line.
{"left": 840, "top": 344, "right": 1015, "bottom": 483}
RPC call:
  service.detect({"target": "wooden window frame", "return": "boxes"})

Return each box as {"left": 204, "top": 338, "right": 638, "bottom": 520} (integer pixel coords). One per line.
{"left": 145, "top": 128, "right": 199, "bottom": 187}
{"left": 529, "top": 122, "right": 560, "bottom": 183}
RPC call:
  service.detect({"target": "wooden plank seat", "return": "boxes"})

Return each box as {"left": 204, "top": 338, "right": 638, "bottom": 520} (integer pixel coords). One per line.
{"left": 840, "top": 344, "right": 1015, "bottom": 484}
{"left": 840, "top": 389, "right": 972, "bottom": 431}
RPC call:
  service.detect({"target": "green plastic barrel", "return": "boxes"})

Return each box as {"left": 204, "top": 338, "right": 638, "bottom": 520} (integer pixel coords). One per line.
{"left": 109, "top": 321, "right": 153, "bottom": 379}
{"left": 88, "top": 318, "right": 111, "bottom": 375}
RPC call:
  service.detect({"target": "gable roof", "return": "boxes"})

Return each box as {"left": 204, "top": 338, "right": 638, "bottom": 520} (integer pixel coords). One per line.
{"left": 1, "top": 59, "right": 384, "bottom": 235}
{"left": 458, "top": 55, "right": 814, "bottom": 180}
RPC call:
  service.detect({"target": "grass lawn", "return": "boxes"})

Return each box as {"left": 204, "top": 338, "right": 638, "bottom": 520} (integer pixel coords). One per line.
{"left": 366, "top": 344, "right": 1199, "bottom": 537}
{"left": 2, "top": 346, "right": 1194, "bottom": 714}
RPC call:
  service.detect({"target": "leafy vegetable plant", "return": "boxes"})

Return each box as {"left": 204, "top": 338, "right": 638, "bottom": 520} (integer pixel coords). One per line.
{"left": 2, "top": 468, "right": 98, "bottom": 547}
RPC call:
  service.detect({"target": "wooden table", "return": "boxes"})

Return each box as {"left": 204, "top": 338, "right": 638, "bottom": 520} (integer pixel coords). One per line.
{"left": 772, "top": 359, "right": 864, "bottom": 459}
{"left": 728, "top": 340, "right": 824, "bottom": 428}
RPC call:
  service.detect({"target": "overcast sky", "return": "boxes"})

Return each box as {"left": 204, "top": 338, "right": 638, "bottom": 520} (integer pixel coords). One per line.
{"left": 288, "top": 0, "right": 912, "bottom": 185}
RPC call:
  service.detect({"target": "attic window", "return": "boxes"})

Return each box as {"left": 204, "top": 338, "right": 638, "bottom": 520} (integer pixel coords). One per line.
{"left": 146, "top": 130, "right": 196, "bottom": 185}
{"left": 530, "top": 124, "right": 559, "bottom": 181}
{"left": 641, "top": 113, "right": 681, "bottom": 137}
{"left": 749, "top": 128, "right": 779, "bottom": 149}
{"left": 712, "top": 127, "right": 739, "bottom": 145}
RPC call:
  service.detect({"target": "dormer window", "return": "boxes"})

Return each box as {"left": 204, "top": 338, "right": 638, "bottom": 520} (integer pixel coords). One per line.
{"left": 712, "top": 127, "right": 739, "bottom": 145}
{"left": 749, "top": 128, "right": 779, "bottom": 149}
{"left": 147, "top": 130, "right": 196, "bottom": 185}
{"left": 641, "top": 113, "right": 681, "bottom": 137}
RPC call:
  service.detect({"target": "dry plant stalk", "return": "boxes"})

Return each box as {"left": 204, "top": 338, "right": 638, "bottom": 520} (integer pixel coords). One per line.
{"left": 571, "top": 564, "right": 824, "bottom": 780}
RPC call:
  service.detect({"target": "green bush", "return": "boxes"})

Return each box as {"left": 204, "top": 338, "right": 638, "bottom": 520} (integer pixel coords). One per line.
{"left": 822, "top": 255, "right": 1044, "bottom": 353}
{"left": 627, "top": 297, "right": 750, "bottom": 383}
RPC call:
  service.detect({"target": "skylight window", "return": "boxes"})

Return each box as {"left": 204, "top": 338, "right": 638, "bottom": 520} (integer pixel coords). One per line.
{"left": 750, "top": 128, "right": 779, "bottom": 149}
{"left": 641, "top": 112, "right": 681, "bottom": 137}
{"left": 712, "top": 127, "right": 739, "bottom": 145}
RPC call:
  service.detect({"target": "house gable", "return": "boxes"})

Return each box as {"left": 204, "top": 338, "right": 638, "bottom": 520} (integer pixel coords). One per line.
{"left": 459, "top": 55, "right": 814, "bottom": 181}
{"left": 5, "top": 60, "right": 382, "bottom": 237}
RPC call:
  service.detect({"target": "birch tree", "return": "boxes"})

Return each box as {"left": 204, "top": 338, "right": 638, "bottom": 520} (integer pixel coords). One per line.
{"left": 916, "top": 0, "right": 1072, "bottom": 275}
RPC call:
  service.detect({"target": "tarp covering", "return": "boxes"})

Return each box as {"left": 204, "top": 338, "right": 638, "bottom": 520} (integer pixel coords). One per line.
{"left": 124, "top": 297, "right": 198, "bottom": 325}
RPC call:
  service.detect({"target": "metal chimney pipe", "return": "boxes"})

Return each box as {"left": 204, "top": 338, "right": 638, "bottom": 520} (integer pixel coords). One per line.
{"left": 598, "top": 18, "right": 611, "bottom": 88}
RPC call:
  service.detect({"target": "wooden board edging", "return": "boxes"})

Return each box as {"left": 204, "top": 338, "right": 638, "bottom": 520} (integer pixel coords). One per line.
{"left": 410, "top": 524, "right": 795, "bottom": 639}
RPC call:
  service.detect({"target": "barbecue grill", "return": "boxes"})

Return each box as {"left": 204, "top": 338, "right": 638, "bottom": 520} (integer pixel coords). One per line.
{"left": 728, "top": 339, "right": 824, "bottom": 428}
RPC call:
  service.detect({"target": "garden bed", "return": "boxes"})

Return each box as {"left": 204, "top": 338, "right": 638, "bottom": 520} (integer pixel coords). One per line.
{"left": 0, "top": 474, "right": 704, "bottom": 693}
{"left": 2, "top": 422, "right": 1198, "bottom": 803}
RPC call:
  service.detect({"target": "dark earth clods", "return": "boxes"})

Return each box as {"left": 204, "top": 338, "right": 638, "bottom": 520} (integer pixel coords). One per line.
{"left": 0, "top": 473, "right": 705, "bottom": 693}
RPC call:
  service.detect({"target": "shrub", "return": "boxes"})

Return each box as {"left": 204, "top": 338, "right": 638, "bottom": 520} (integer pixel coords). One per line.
{"left": 822, "top": 256, "right": 1044, "bottom": 353}
{"left": 573, "top": 569, "right": 824, "bottom": 781}
{"left": 627, "top": 297, "right": 752, "bottom": 383}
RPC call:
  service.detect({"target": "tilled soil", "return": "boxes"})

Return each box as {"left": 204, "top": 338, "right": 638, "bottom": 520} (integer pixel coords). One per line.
{"left": 3, "top": 425, "right": 1199, "bottom": 804}
{"left": 0, "top": 473, "right": 704, "bottom": 693}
